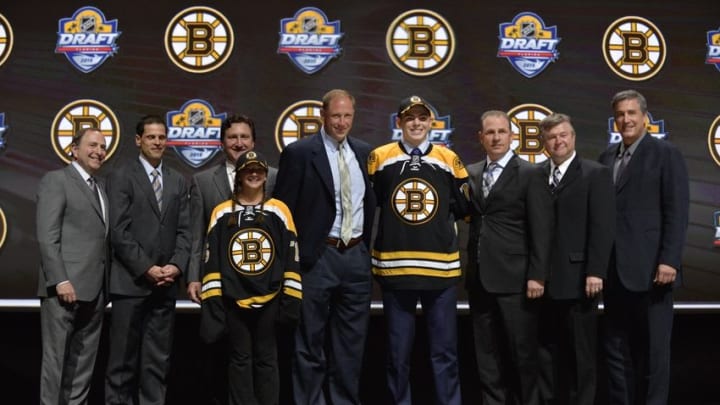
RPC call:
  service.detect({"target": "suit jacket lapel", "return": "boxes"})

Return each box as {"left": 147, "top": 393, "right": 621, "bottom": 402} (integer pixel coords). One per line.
{"left": 555, "top": 157, "right": 580, "bottom": 194}
{"left": 310, "top": 135, "right": 334, "bottom": 198}
{"left": 616, "top": 135, "right": 649, "bottom": 192}
{"left": 132, "top": 160, "right": 161, "bottom": 217}
{"left": 213, "top": 164, "right": 232, "bottom": 201}
{"left": 487, "top": 155, "right": 518, "bottom": 199}
{"left": 66, "top": 165, "right": 104, "bottom": 222}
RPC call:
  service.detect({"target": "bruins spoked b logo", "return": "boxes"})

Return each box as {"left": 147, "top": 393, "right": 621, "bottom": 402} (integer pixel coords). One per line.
{"left": 0, "top": 206, "right": 7, "bottom": 251}
{"left": 165, "top": 7, "right": 234, "bottom": 74}
{"left": 602, "top": 16, "right": 666, "bottom": 81}
{"left": 386, "top": 9, "right": 455, "bottom": 77}
{"left": 0, "top": 13, "right": 14, "bottom": 67}
{"left": 274, "top": 100, "right": 323, "bottom": 152}
{"left": 507, "top": 103, "right": 552, "bottom": 163}
{"left": 708, "top": 115, "right": 720, "bottom": 167}
{"left": 392, "top": 178, "right": 438, "bottom": 225}
{"left": 228, "top": 228, "right": 274, "bottom": 275}
{"left": 51, "top": 99, "right": 120, "bottom": 164}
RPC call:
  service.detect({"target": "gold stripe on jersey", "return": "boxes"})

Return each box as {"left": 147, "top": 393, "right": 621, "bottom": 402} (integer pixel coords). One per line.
{"left": 373, "top": 267, "right": 462, "bottom": 278}
{"left": 373, "top": 249, "right": 460, "bottom": 262}
{"left": 200, "top": 272, "right": 222, "bottom": 301}
{"left": 368, "top": 142, "right": 468, "bottom": 179}
{"left": 283, "top": 271, "right": 303, "bottom": 299}
{"left": 236, "top": 291, "right": 279, "bottom": 309}
{"left": 207, "top": 198, "right": 297, "bottom": 235}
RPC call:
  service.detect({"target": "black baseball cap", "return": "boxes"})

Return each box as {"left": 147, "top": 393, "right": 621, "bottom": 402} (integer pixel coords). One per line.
{"left": 235, "top": 151, "right": 268, "bottom": 171}
{"left": 397, "top": 95, "right": 432, "bottom": 117}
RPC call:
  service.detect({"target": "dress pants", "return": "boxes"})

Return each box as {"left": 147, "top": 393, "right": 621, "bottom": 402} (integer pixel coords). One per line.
{"left": 469, "top": 283, "right": 541, "bottom": 405}
{"left": 538, "top": 297, "right": 599, "bottom": 405}
{"left": 39, "top": 292, "right": 105, "bottom": 405}
{"left": 292, "top": 243, "right": 371, "bottom": 405}
{"left": 603, "top": 268, "right": 674, "bottom": 405}
{"left": 226, "top": 296, "right": 279, "bottom": 405}
{"left": 105, "top": 290, "right": 176, "bottom": 405}
{"left": 382, "top": 286, "right": 461, "bottom": 405}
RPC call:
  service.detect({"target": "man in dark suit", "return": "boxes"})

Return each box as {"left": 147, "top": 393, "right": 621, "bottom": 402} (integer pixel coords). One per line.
{"left": 37, "top": 127, "right": 110, "bottom": 405}
{"left": 105, "top": 115, "right": 192, "bottom": 405}
{"left": 273, "top": 89, "right": 376, "bottom": 404}
{"left": 599, "top": 90, "right": 689, "bottom": 405}
{"left": 186, "top": 114, "right": 277, "bottom": 404}
{"left": 466, "top": 110, "right": 552, "bottom": 405}
{"left": 537, "top": 113, "right": 615, "bottom": 405}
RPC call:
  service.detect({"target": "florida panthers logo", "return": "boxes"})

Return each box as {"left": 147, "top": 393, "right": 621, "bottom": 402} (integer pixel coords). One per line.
{"left": 228, "top": 228, "right": 275, "bottom": 275}
{"left": 392, "top": 178, "right": 438, "bottom": 225}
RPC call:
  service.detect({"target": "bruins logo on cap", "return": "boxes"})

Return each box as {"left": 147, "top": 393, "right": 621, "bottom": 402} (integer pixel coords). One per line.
{"left": 708, "top": 115, "right": 720, "bottom": 167}
{"left": 50, "top": 99, "right": 120, "bottom": 164}
{"left": 0, "top": 13, "right": 14, "bottom": 67}
{"left": 602, "top": 16, "right": 666, "bottom": 81}
{"left": 392, "top": 178, "right": 438, "bottom": 225}
{"left": 386, "top": 9, "right": 455, "bottom": 77}
{"left": 165, "top": 6, "right": 234, "bottom": 74}
{"left": 507, "top": 103, "right": 552, "bottom": 163}
{"left": 274, "top": 100, "right": 323, "bottom": 152}
{"left": 228, "top": 227, "right": 274, "bottom": 275}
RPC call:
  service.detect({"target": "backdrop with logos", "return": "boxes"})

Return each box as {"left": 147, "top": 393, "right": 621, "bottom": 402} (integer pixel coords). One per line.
{"left": 0, "top": 0, "right": 718, "bottom": 303}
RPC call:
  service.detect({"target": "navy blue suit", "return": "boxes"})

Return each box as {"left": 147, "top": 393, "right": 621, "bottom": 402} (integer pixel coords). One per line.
{"left": 273, "top": 132, "right": 376, "bottom": 405}
{"left": 598, "top": 134, "right": 689, "bottom": 405}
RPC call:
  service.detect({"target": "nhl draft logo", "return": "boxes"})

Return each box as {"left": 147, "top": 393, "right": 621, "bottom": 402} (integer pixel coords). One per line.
{"left": 55, "top": 7, "right": 120, "bottom": 73}
{"left": 714, "top": 211, "right": 720, "bottom": 247}
{"left": 608, "top": 112, "right": 666, "bottom": 144}
{"left": 0, "top": 206, "right": 6, "bottom": 251}
{"left": 708, "top": 115, "right": 720, "bottom": 167}
{"left": 51, "top": 99, "right": 120, "bottom": 164}
{"left": 390, "top": 102, "right": 454, "bottom": 148}
{"left": 229, "top": 228, "right": 275, "bottom": 275}
{"left": 165, "top": 7, "right": 234, "bottom": 74}
{"left": 0, "top": 113, "right": 8, "bottom": 153}
{"left": 507, "top": 104, "right": 552, "bottom": 163}
{"left": 278, "top": 7, "right": 343, "bottom": 74}
{"left": 706, "top": 27, "right": 720, "bottom": 72}
{"left": 602, "top": 16, "right": 666, "bottom": 81}
{"left": 0, "top": 13, "right": 14, "bottom": 67}
{"left": 274, "top": 100, "right": 323, "bottom": 152}
{"left": 497, "top": 12, "right": 560, "bottom": 78}
{"left": 386, "top": 9, "right": 455, "bottom": 77}
{"left": 166, "top": 99, "right": 227, "bottom": 168}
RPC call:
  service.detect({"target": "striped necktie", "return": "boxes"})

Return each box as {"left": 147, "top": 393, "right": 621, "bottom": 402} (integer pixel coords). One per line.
{"left": 151, "top": 169, "right": 162, "bottom": 210}
{"left": 550, "top": 166, "right": 561, "bottom": 191}
{"left": 483, "top": 162, "right": 497, "bottom": 198}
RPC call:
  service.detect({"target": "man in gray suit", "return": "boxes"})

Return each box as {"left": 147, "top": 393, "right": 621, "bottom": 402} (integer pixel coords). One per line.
{"left": 37, "top": 127, "right": 110, "bottom": 405}
{"left": 186, "top": 114, "right": 277, "bottom": 405}
{"left": 105, "top": 115, "right": 192, "bottom": 405}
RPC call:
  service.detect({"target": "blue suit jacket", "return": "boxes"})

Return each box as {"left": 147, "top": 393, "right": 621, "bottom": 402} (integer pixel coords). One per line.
{"left": 273, "top": 133, "right": 376, "bottom": 271}
{"left": 598, "top": 134, "right": 689, "bottom": 292}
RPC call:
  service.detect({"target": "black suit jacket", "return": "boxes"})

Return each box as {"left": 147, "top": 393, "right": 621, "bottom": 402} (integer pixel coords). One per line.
{"left": 598, "top": 134, "right": 689, "bottom": 292}
{"left": 107, "top": 158, "right": 192, "bottom": 297}
{"left": 273, "top": 133, "right": 376, "bottom": 271}
{"left": 543, "top": 157, "right": 615, "bottom": 299}
{"left": 466, "top": 155, "right": 552, "bottom": 294}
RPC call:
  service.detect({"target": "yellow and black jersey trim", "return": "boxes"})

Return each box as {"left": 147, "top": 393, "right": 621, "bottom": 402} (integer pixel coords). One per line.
{"left": 371, "top": 249, "right": 461, "bottom": 278}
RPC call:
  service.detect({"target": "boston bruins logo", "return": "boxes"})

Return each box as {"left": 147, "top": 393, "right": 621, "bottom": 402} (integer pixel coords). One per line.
{"left": 164, "top": 6, "right": 234, "bottom": 74}
{"left": 0, "top": 13, "right": 14, "bottom": 67}
{"left": 708, "top": 115, "right": 720, "bottom": 167}
{"left": 274, "top": 100, "right": 322, "bottom": 152}
{"left": 50, "top": 99, "right": 120, "bottom": 164}
{"left": 602, "top": 16, "right": 666, "bottom": 81}
{"left": 0, "top": 206, "right": 7, "bottom": 251}
{"left": 392, "top": 178, "right": 438, "bottom": 225}
{"left": 507, "top": 103, "right": 552, "bottom": 163}
{"left": 228, "top": 228, "right": 274, "bottom": 275}
{"left": 385, "top": 9, "right": 455, "bottom": 77}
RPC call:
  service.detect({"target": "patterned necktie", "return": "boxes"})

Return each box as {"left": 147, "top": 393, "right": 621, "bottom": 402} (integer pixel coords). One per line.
{"left": 482, "top": 162, "right": 497, "bottom": 198}
{"left": 550, "top": 166, "right": 561, "bottom": 191}
{"left": 338, "top": 144, "right": 353, "bottom": 245}
{"left": 151, "top": 169, "right": 163, "bottom": 210}
{"left": 614, "top": 149, "right": 630, "bottom": 184}
{"left": 87, "top": 177, "right": 101, "bottom": 206}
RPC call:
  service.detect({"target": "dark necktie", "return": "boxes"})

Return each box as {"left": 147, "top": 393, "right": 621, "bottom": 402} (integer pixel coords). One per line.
{"left": 550, "top": 166, "right": 561, "bottom": 191}
{"left": 87, "top": 177, "right": 101, "bottom": 206}
{"left": 614, "top": 149, "right": 630, "bottom": 184}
